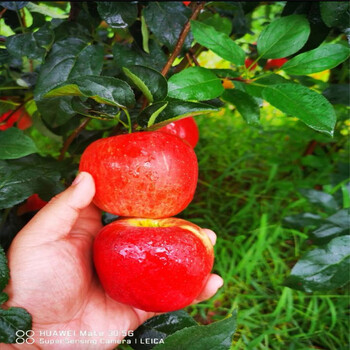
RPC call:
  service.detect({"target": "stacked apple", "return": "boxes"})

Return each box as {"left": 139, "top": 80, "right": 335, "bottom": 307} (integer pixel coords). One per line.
{"left": 79, "top": 118, "right": 214, "bottom": 312}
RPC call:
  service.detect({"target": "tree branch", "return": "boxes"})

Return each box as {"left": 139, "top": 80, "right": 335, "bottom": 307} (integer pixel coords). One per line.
{"left": 161, "top": 2, "right": 205, "bottom": 77}
{"left": 58, "top": 118, "right": 91, "bottom": 161}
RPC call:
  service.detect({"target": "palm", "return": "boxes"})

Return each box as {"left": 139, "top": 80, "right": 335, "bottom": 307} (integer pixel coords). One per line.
{"left": 7, "top": 204, "right": 154, "bottom": 348}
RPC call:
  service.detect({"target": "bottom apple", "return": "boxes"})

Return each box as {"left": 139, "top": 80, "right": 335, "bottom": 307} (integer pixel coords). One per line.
{"left": 93, "top": 217, "right": 214, "bottom": 312}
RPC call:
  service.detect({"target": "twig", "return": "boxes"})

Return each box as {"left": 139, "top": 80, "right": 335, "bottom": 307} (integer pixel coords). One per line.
{"left": 58, "top": 118, "right": 91, "bottom": 161}
{"left": 68, "top": 1, "right": 80, "bottom": 21}
{"left": 161, "top": 2, "right": 205, "bottom": 77}
{"left": 1, "top": 97, "right": 33, "bottom": 123}
{"left": 189, "top": 51, "right": 200, "bottom": 66}
{"left": 303, "top": 140, "right": 318, "bottom": 156}
{"left": 174, "top": 43, "right": 202, "bottom": 73}
{"left": 185, "top": 53, "right": 193, "bottom": 65}
{"left": 0, "top": 8, "right": 7, "bottom": 19}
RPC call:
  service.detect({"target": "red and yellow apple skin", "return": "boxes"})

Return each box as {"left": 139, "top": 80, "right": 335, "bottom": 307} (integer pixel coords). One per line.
{"left": 158, "top": 117, "right": 199, "bottom": 148}
{"left": 79, "top": 131, "right": 198, "bottom": 218}
{"left": 93, "top": 218, "right": 214, "bottom": 312}
{"left": 264, "top": 58, "right": 288, "bottom": 70}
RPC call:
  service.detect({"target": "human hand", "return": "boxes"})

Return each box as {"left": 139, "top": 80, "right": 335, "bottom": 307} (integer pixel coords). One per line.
{"left": 4, "top": 172, "right": 223, "bottom": 349}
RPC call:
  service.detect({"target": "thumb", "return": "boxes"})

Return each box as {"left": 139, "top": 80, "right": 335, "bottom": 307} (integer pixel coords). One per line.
{"left": 18, "top": 172, "right": 96, "bottom": 244}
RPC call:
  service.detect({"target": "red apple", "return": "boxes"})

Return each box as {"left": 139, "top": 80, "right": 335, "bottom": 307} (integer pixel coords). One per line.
{"left": 17, "top": 194, "right": 47, "bottom": 215}
{"left": 157, "top": 117, "right": 199, "bottom": 148}
{"left": 79, "top": 131, "right": 198, "bottom": 218}
{"left": 0, "top": 107, "right": 32, "bottom": 130}
{"left": 93, "top": 217, "right": 214, "bottom": 312}
{"left": 264, "top": 58, "right": 288, "bottom": 70}
{"left": 244, "top": 58, "right": 257, "bottom": 71}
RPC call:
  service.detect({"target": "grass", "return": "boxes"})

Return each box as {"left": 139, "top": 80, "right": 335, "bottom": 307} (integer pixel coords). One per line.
{"left": 179, "top": 107, "right": 350, "bottom": 349}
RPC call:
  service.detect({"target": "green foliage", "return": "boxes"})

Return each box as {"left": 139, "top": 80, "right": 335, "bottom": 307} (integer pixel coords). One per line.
{"left": 97, "top": 2, "right": 137, "bottom": 29}
{"left": 168, "top": 67, "right": 224, "bottom": 101}
{"left": 0, "top": 246, "right": 32, "bottom": 343}
{"left": 45, "top": 76, "right": 136, "bottom": 108}
{"left": 282, "top": 44, "right": 350, "bottom": 75}
{"left": 0, "top": 1, "right": 349, "bottom": 348}
{"left": 137, "top": 100, "right": 218, "bottom": 129}
{"left": 154, "top": 312, "right": 237, "bottom": 350}
{"left": 123, "top": 65, "right": 168, "bottom": 103}
{"left": 191, "top": 20, "right": 245, "bottom": 65}
{"left": 0, "top": 247, "right": 9, "bottom": 291}
{"left": 284, "top": 236, "right": 350, "bottom": 292}
{"left": 0, "top": 128, "right": 38, "bottom": 159}
{"left": 257, "top": 15, "right": 310, "bottom": 58}
{"left": 221, "top": 90, "right": 260, "bottom": 126}
{"left": 262, "top": 84, "right": 336, "bottom": 136}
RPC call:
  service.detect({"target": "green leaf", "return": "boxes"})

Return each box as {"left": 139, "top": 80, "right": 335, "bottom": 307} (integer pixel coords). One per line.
{"left": 299, "top": 189, "right": 339, "bottom": 212}
{"left": 191, "top": 20, "right": 245, "bottom": 65}
{"left": 244, "top": 75, "right": 292, "bottom": 98}
{"left": 0, "top": 246, "right": 9, "bottom": 292}
{"left": 137, "top": 99, "right": 219, "bottom": 129}
{"left": 34, "top": 39, "right": 104, "bottom": 100}
{"left": 320, "top": 2, "right": 350, "bottom": 30}
{"left": 0, "top": 100, "right": 17, "bottom": 115}
{"left": 153, "top": 312, "right": 237, "bottom": 350}
{"left": 0, "top": 292, "right": 8, "bottom": 305}
{"left": 36, "top": 97, "right": 76, "bottom": 128}
{"left": 201, "top": 13, "right": 233, "bottom": 36}
{"left": 71, "top": 98, "right": 120, "bottom": 121}
{"left": 45, "top": 76, "right": 135, "bottom": 109}
{"left": 0, "top": 2, "right": 28, "bottom": 10}
{"left": 323, "top": 84, "right": 350, "bottom": 106}
{"left": 113, "top": 41, "right": 167, "bottom": 72}
{"left": 0, "top": 307, "right": 32, "bottom": 344}
{"left": 143, "top": 2, "right": 192, "bottom": 51}
{"left": 146, "top": 102, "right": 168, "bottom": 128}
{"left": 168, "top": 67, "right": 224, "bottom": 101}
{"left": 141, "top": 14, "right": 150, "bottom": 54}
{"left": 0, "top": 128, "right": 38, "bottom": 160}
{"left": 310, "top": 209, "right": 350, "bottom": 244}
{"left": 6, "top": 25, "right": 54, "bottom": 60}
{"left": 282, "top": 44, "right": 350, "bottom": 75}
{"left": 257, "top": 15, "right": 310, "bottom": 58}
{"left": 284, "top": 235, "right": 350, "bottom": 292}
{"left": 123, "top": 65, "right": 167, "bottom": 103}
{"left": 283, "top": 213, "right": 323, "bottom": 229}
{"left": 210, "top": 69, "right": 241, "bottom": 79}
{"left": 130, "top": 310, "right": 197, "bottom": 349}
{"left": 0, "top": 155, "right": 67, "bottom": 209}
{"left": 25, "top": 2, "right": 69, "bottom": 19}
{"left": 222, "top": 89, "right": 260, "bottom": 126}
{"left": 262, "top": 84, "right": 336, "bottom": 136}
{"left": 97, "top": 2, "right": 137, "bottom": 28}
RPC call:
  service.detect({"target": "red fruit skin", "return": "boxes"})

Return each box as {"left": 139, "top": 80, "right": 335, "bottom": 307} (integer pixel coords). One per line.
{"left": 93, "top": 218, "right": 214, "bottom": 312}
{"left": 244, "top": 58, "right": 257, "bottom": 71}
{"left": 158, "top": 117, "right": 199, "bottom": 148}
{"left": 183, "top": 1, "right": 191, "bottom": 6}
{"left": 264, "top": 58, "right": 288, "bottom": 70}
{"left": 79, "top": 131, "right": 198, "bottom": 218}
{"left": 17, "top": 194, "right": 47, "bottom": 215}
{"left": 0, "top": 108, "right": 32, "bottom": 130}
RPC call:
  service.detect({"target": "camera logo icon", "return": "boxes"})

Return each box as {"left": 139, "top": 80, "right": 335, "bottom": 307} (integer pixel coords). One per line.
{"left": 15, "top": 330, "right": 35, "bottom": 344}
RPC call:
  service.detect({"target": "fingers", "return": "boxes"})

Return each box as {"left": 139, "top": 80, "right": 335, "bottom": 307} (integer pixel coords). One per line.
{"left": 18, "top": 172, "right": 96, "bottom": 244}
{"left": 202, "top": 228, "right": 217, "bottom": 245}
{"left": 193, "top": 274, "right": 223, "bottom": 304}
